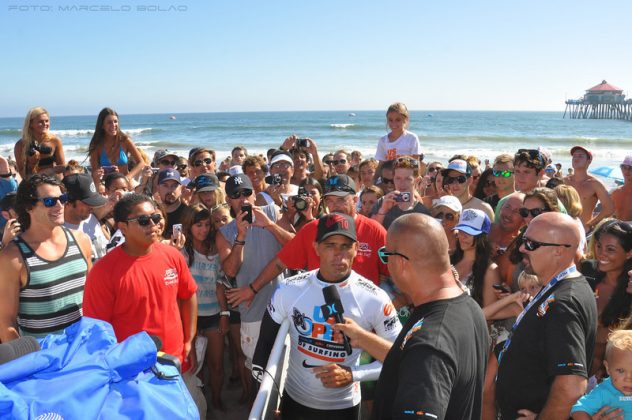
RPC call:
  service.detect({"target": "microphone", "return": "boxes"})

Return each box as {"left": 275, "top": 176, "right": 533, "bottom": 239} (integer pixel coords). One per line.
{"left": 321, "top": 285, "right": 352, "bottom": 355}
{"left": 0, "top": 336, "right": 40, "bottom": 365}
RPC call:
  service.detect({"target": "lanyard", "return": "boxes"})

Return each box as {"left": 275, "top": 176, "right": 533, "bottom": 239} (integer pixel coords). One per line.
{"left": 498, "top": 265, "right": 577, "bottom": 365}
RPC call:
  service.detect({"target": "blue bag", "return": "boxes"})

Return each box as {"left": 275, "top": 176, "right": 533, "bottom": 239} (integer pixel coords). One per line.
{"left": 0, "top": 317, "right": 198, "bottom": 419}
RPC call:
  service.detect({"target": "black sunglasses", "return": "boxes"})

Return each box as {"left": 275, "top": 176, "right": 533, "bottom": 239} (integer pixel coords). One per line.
{"left": 160, "top": 159, "right": 176, "bottom": 166}
{"left": 377, "top": 246, "right": 409, "bottom": 264}
{"left": 333, "top": 159, "right": 347, "bottom": 165}
{"left": 523, "top": 236, "right": 571, "bottom": 251}
{"left": 127, "top": 213, "right": 162, "bottom": 226}
{"left": 620, "top": 164, "right": 632, "bottom": 171}
{"left": 177, "top": 164, "right": 188, "bottom": 171}
{"left": 519, "top": 207, "right": 547, "bottom": 218}
{"left": 381, "top": 177, "right": 394, "bottom": 184}
{"left": 0, "top": 172, "right": 15, "bottom": 178}
{"left": 434, "top": 212, "right": 455, "bottom": 221}
{"left": 427, "top": 167, "right": 440, "bottom": 174}
{"left": 36, "top": 194, "right": 69, "bottom": 208}
{"left": 229, "top": 190, "right": 253, "bottom": 200}
{"left": 323, "top": 160, "right": 334, "bottom": 165}
{"left": 193, "top": 158, "right": 213, "bottom": 167}
{"left": 444, "top": 175, "right": 467, "bottom": 185}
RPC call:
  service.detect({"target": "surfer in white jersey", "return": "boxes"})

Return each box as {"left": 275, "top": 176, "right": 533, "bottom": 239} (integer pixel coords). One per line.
{"left": 252, "top": 213, "right": 401, "bottom": 419}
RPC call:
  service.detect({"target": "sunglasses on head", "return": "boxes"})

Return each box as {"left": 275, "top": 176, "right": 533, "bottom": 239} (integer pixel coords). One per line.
{"left": 516, "top": 149, "right": 544, "bottom": 164}
{"left": 229, "top": 190, "right": 253, "bottom": 200}
{"left": 377, "top": 246, "right": 410, "bottom": 264}
{"left": 160, "top": 159, "right": 176, "bottom": 166}
{"left": 127, "top": 213, "right": 162, "bottom": 226}
{"left": 396, "top": 157, "right": 419, "bottom": 166}
{"left": 444, "top": 175, "right": 467, "bottom": 185}
{"left": 193, "top": 158, "right": 213, "bottom": 167}
{"left": 0, "top": 172, "right": 15, "bottom": 178}
{"left": 522, "top": 236, "right": 571, "bottom": 252}
{"left": 492, "top": 169, "right": 513, "bottom": 178}
{"left": 36, "top": 194, "right": 69, "bottom": 208}
{"left": 434, "top": 212, "right": 455, "bottom": 221}
{"left": 518, "top": 207, "right": 547, "bottom": 218}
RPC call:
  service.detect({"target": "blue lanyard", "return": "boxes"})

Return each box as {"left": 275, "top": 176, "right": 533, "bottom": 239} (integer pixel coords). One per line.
{"left": 498, "top": 265, "right": 577, "bottom": 365}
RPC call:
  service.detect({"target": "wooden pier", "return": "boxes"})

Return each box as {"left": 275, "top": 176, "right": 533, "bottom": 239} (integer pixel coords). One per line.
{"left": 564, "top": 80, "right": 632, "bottom": 121}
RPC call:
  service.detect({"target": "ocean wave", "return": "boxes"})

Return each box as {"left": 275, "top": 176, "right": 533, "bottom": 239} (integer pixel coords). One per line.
{"left": 47, "top": 127, "right": 154, "bottom": 137}
{"left": 0, "top": 129, "right": 21, "bottom": 136}
{"left": 330, "top": 124, "right": 356, "bottom": 129}
{"left": 425, "top": 133, "right": 632, "bottom": 146}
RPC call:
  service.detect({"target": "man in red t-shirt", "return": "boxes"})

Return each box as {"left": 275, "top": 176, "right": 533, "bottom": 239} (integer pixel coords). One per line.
{"left": 226, "top": 174, "right": 388, "bottom": 308}
{"left": 83, "top": 193, "right": 198, "bottom": 371}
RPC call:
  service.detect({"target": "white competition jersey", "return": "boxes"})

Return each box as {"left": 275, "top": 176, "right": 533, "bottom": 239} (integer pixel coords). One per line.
{"left": 267, "top": 269, "right": 401, "bottom": 410}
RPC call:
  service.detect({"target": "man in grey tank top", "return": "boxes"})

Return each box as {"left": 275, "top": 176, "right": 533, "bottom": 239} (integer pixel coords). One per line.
{"left": 216, "top": 174, "right": 294, "bottom": 395}
{"left": 0, "top": 174, "right": 92, "bottom": 342}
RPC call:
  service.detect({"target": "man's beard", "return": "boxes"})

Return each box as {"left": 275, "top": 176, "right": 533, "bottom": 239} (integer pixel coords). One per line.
{"left": 163, "top": 194, "right": 177, "bottom": 205}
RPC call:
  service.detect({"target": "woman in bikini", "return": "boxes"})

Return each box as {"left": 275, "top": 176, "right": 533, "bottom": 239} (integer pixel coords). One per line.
{"left": 87, "top": 107, "right": 146, "bottom": 193}
{"left": 14, "top": 107, "right": 66, "bottom": 178}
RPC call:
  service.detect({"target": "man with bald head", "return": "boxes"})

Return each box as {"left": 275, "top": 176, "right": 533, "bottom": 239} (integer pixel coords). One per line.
{"left": 337, "top": 213, "right": 489, "bottom": 419}
{"left": 496, "top": 212, "right": 597, "bottom": 420}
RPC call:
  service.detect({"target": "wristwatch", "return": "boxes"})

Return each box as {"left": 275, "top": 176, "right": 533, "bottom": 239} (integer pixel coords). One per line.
{"left": 219, "top": 311, "right": 230, "bottom": 317}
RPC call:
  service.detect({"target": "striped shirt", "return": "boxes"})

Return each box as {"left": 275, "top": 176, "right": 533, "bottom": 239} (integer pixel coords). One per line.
{"left": 15, "top": 227, "right": 88, "bottom": 337}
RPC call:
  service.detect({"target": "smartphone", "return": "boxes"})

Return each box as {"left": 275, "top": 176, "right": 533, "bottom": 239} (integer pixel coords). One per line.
{"left": 102, "top": 165, "right": 117, "bottom": 175}
{"left": 394, "top": 192, "right": 411, "bottom": 203}
{"left": 492, "top": 284, "right": 511, "bottom": 294}
{"left": 296, "top": 138, "right": 310, "bottom": 148}
{"left": 172, "top": 223, "right": 183, "bottom": 237}
{"left": 241, "top": 205, "right": 253, "bottom": 224}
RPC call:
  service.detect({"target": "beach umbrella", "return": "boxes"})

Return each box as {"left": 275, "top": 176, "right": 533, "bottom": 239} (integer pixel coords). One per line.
{"left": 589, "top": 166, "right": 624, "bottom": 183}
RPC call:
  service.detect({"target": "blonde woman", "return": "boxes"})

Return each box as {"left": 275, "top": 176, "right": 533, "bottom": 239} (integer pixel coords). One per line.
{"left": 14, "top": 107, "right": 65, "bottom": 178}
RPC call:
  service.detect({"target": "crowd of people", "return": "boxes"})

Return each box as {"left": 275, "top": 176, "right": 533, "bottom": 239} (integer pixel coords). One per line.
{"left": 0, "top": 103, "right": 631, "bottom": 419}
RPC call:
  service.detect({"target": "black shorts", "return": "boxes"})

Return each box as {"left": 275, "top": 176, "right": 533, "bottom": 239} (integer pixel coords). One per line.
{"left": 198, "top": 311, "right": 240, "bottom": 332}
{"left": 280, "top": 391, "right": 360, "bottom": 420}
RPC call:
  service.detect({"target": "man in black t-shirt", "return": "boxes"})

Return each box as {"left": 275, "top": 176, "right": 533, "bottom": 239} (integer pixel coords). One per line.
{"left": 156, "top": 169, "right": 187, "bottom": 239}
{"left": 335, "top": 213, "right": 489, "bottom": 419}
{"left": 496, "top": 212, "right": 597, "bottom": 419}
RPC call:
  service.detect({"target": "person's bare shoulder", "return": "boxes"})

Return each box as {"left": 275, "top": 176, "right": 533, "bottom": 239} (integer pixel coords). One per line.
{"left": 0, "top": 242, "right": 26, "bottom": 285}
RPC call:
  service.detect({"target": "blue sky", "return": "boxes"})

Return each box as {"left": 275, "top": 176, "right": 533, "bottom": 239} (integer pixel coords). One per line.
{"left": 1, "top": 0, "right": 631, "bottom": 117}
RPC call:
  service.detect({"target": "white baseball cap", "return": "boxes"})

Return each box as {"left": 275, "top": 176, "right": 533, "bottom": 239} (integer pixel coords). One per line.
{"left": 432, "top": 196, "right": 462, "bottom": 213}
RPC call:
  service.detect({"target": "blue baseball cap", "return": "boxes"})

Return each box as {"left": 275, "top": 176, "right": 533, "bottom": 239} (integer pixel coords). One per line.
{"left": 453, "top": 208, "right": 491, "bottom": 236}
{"left": 158, "top": 169, "right": 181, "bottom": 185}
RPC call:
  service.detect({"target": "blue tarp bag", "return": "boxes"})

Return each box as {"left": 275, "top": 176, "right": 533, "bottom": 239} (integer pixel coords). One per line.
{"left": 0, "top": 317, "right": 198, "bottom": 419}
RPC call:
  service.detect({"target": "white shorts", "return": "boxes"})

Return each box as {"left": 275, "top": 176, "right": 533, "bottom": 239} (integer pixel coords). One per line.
{"left": 240, "top": 320, "right": 262, "bottom": 370}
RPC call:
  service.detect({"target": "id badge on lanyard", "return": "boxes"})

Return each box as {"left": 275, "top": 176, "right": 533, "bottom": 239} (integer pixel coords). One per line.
{"left": 498, "top": 265, "right": 577, "bottom": 365}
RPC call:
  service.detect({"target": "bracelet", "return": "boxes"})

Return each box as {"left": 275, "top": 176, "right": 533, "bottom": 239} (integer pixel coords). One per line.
{"left": 234, "top": 239, "right": 246, "bottom": 246}
{"left": 219, "top": 311, "right": 230, "bottom": 317}
{"left": 249, "top": 283, "right": 258, "bottom": 294}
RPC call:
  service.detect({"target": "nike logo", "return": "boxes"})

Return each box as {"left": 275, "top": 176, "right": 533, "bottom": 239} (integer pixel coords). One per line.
{"left": 302, "top": 360, "right": 322, "bottom": 369}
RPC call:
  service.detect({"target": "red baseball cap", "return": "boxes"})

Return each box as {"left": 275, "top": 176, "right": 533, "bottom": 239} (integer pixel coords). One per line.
{"left": 570, "top": 146, "right": 592, "bottom": 160}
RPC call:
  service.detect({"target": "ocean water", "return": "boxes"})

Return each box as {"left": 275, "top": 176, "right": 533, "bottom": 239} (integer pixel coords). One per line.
{"left": 1, "top": 110, "right": 631, "bottom": 175}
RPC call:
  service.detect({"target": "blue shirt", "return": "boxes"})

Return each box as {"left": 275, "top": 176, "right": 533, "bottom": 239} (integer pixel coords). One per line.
{"left": 571, "top": 378, "right": 632, "bottom": 419}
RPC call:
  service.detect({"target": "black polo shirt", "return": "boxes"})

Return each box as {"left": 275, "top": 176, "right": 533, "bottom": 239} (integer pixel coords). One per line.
{"left": 372, "top": 293, "right": 489, "bottom": 420}
{"left": 496, "top": 274, "right": 597, "bottom": 419}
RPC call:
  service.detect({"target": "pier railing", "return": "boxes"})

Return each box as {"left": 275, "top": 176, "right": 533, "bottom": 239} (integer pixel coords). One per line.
{"left": 249, "top": 319, "right": 290, "bottom": 420}
{"left": 564, "top": 99, "right": 632, "bottom": 121}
